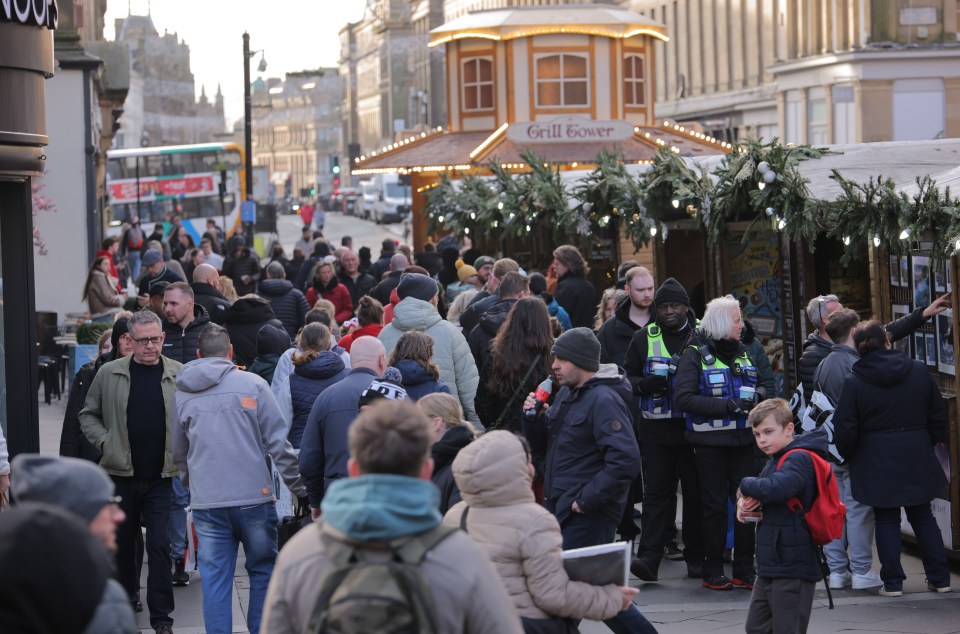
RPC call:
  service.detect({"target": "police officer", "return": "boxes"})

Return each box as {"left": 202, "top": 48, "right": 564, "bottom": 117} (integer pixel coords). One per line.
{"left": 623, "top": 278, "right": 705, "bottom": 582}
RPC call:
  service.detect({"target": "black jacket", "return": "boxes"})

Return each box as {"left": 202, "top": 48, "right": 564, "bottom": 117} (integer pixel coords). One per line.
{"left": 284, "top": 256, "right": 305, "bottom": 284}
{"left": 416, "top": 251, "right": 444, "bottom": 277}
{"left": 223, "top": 247, "right": 261, "bottom": 295}
{"left": 369, "top": 251, "right": 394, "bottom": 282}
{"left": 475, "top": 354, "right": 543, "bottom": 433}
{"left": 834, "top": 348, "right": 948, "bottom": 508}
{"left": 437, "top": 249, "right": 460, "bottom": 289}
{"left": 258, "top": 278, "right": 309, "bottom": 340}
{"left": 59, "top": 356, "right": 107, "bottom": 463}
{"left": 597, "top": 296, "right": 650, "bottom": 366}
{"left": 674, "top": 330, "right": 756, "bottom": 448}
{"left": 338, "top": 269, "right": 376, "bottom": 308}
{"left": 224, "top": 296, "right": 284, "bottom": 368}
{"left": 161, "top": 304, "right": 211, "bottom": 364}
{"left": 430, "top": 424, "right": 475, "bottom": 515}
{"left": 370, "top": 270, "right": 403, "bottom": 307}
{"left": 467, "top": 298, "right": 516, "bottom": 372}
{"left": 553, "top": 272, "right": 600, "bottom": 330}
{"left": 458, "top": 291, "right": 497, "bottom": 336}
{"left": 524, "top": 365, "right": 640, "bottom": 526}
{"left": 191, "top": 282, "right": 232, "bottom": 325}
{"left": 137, "top": 264, "right": 183, "bottom": 297}
{"left": 622, "top": 309, "right": 698, "bottom": 445}
{"left": 739, "top": 427, "right": 828, "bottom": 582}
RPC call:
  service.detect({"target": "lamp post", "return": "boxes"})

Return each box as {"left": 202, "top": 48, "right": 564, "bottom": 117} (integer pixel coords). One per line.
{"left": 243, "top": 32, "right": 266, "bottom": 245}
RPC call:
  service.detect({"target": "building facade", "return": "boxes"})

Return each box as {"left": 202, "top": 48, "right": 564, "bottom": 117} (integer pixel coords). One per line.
{"left": 635, "top": 0, "right": 960, "bottom": 144}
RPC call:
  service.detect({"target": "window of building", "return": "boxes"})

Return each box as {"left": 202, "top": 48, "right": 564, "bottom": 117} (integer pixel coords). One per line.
{"left": 784, "top": 90, "right": 802, "bottom": 145}
{"left": 893, "top": 78, "right": 945, "bottom": 141}
{"left": 807, "top": 87, "right": 827, "bottom": 145}
{"left": 462, "top": 57, "right": 494, "bottom": 111}
{"left": 623, "top": 53, "right": 646, "bottom": 107}
{"left": 535, "top": 53, "right": 589, "bottom": 108}
{"left": 832, "top": 84, "right": 856, "bottom": 144}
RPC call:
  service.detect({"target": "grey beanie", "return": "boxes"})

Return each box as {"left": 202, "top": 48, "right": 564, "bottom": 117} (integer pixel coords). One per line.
{"left": 10, "top": 455, "right": 117, "bottom": 524}
{"left": 551, "top": 327, "right": 601, "bottom": 372}
{"left": 397, "top": 272, "right": 438, "bottom": 301}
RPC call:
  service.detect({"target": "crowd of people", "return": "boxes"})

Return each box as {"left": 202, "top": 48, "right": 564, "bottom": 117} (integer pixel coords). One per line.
{"left": 1, "top": 213, "right": 955, "bottom": 634}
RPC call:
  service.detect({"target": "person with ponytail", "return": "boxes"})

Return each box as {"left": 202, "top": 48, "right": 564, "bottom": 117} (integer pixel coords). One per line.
{"left": 338, "top": 296, "right": 384, "bottom": 353}
{"left": 283, "top": 323, "right": 348, "bottom": 448}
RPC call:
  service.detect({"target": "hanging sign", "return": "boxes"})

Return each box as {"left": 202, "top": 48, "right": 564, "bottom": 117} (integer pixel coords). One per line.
{"left": 507, "top": 117, "right": 635, "bottom": 144}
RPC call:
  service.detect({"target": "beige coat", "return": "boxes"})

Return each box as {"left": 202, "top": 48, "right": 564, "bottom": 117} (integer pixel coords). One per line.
{"left": 444, "top": 431, "right": 623, "bottom": 622}
{"left": 86, "top": 270, "right": 124, "bottom": 318}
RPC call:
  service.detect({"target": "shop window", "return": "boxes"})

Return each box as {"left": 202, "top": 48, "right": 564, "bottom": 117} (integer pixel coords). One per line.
{"left": 807, "top": 87, "right": 827, "bottom": 145}
{"left": 623, "top": 53, "right": 646, "bottom": 107}
{"left": 462, "top": 58, "right": 494, "bottom": 111}
{"left": 535, "top": 53, "right": 589, "bottom": 108}
{"left": 832, "top": 85, "right": 855, "bottom": 144}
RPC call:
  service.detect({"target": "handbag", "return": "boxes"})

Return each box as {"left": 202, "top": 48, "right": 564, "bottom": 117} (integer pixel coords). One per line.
{"left": 277, "top": 499, "right": 313, "bottom": 550}
{"left": 490, "top": 353, "right": 542, "bottom": 430}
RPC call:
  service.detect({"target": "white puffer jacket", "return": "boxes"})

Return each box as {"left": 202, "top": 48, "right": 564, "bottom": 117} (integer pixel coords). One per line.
{"left": 444, "top": 431, "right": 622, "bottom": 622}
{"left": 378, "top": 297, "right": 480, "bottom": 426}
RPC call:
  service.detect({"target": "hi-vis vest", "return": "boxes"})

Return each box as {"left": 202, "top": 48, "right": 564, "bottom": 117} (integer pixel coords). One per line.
{"left": 639, "top": 324, "right": 694, "bottom": 420}
{"left": 684, "top": 348, "right": 758, "bottom": 433}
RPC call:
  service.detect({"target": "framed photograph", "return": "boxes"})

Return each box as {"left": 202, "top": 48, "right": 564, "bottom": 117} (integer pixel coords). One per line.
{"left": 925, "top": 333, "right": 938, "bottom": 368}
{"left": 937, "top": 310, "right": 955, "bottom": 375}
{"left": 891, "top": 304, "right": 911, "bottom": 354}
{"left": 935, "top": 265, "right": 947, "bottom": 293}
{"left": 912, "top": 255, "right": 931, "bottom": 308}
{"left": 900, "top": 256, "right": 910, "bottom": 286}
{"left": 915, "top": 332, "right": 926, "bottom": 364}
{"left": 889, "top": 255, "right": 900, "bottom": 286}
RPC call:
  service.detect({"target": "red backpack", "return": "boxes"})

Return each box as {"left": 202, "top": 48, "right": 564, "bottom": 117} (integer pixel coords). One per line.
{"left": 776, "top": 448, "right": 846, "bottom": 546}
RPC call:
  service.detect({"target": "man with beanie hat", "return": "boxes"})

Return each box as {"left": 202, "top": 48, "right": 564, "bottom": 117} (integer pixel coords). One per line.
{"left": 622, "top": 277, "right": 706, "bottom": 583}
{"left": 522, "top": 327, "right": 644, "bottom": 632}
{"left": 597, "top": 266, "right": 656, "bottom": 366}
{"left": 358, "top": 376, "right": 409, "bottom": 409}
{"left": 379, "top": 273, "right": 481, "bottom": 427}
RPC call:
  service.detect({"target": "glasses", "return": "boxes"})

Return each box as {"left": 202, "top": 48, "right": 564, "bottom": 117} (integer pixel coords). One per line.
{"left": 132, "top": 336, "right": 163, "bottom": 346}
{"left": 815, "top": 295, "right": 840, "bottom": 327}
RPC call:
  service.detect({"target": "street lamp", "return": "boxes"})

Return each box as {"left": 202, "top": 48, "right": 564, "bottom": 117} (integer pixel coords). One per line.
{"left": 243, "top": 32, "right": 266, "bottom": 243}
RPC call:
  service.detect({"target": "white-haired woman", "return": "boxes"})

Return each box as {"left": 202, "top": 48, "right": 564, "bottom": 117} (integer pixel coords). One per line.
{"left": 674, "top": 295, "right": 763, "bottom": 592}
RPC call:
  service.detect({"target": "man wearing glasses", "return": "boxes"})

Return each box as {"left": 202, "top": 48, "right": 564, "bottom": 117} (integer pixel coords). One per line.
{"left": 81, "top": 309, "right": 182, "bottom": 634}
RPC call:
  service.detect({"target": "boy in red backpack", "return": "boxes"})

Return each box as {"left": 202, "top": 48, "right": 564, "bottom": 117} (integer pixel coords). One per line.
{"left": 737, "top": 398, "right": 832, "bottom": 633}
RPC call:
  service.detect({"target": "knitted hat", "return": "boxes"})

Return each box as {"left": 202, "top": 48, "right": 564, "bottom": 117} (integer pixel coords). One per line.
{"left": 654, "top": 277, "right": 690, "bottom": 306}
{"left": 397, "top": 273, "right": 438, "bottom": 301}
{"left": 551, "top": 327, "right": 601, "bottom": 372}
{"left": 457, "top": 265, "right": 478, "bottom": 283}
{"left": 257, "top": 323, "right": 292, "bottom": 356}
{"left": 474, "top": 255, "right": 495, "bottom": 270}
{"left": 10, "top": 455, "right": 118, "bottom": 524}
{"left": 141, "top": 249, "right": 162, "bottom": 267}
{"left": 110, "top": 318, "right": 130, "bottom": 359}
{"left": 358, "top": 378, "right": 408, "bottom": 408}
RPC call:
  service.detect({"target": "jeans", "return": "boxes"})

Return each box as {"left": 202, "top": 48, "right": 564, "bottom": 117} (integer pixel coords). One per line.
{"left": 169, "top": 476, "right": 190, "bottom": 560}
{"left": 113, "top": 476, "right": 174, "bottom": 628}
{"left": 874, "top": 504, "right": 949, "bottom": 589}
{"left": 823, "top": 464, "right": 875, "bottom": 576}
{"left": 127, "top": 251, "right": 141, "bottom": 285}
{"left": 693, "top": 444, "right": 757, "bottom": 579}
{"left": 560, "top": 513, "right": 659, "bottom": 633}
{"left": 637, "top": 442, "right": 704, "bottom": 568}
{"left": 193, "top": 503, "right": 279, "bottom": 634}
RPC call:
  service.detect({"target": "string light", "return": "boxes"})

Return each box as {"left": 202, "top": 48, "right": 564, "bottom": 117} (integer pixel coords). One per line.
{"left": 650, "top": 226, "right": 657, "bottom": 237}
{"left": 843, "top": 236, "right": 850, "bottom": 246}
{"left": 873, "top": 235, "right": 881, "bottom": 247}
{"left": 899, "top": 229, "right": 910, "bottom": 240}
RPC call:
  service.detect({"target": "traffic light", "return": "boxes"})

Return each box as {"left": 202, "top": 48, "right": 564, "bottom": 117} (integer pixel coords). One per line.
{"left": 331, "top": 155, "right": 340, "bottom": 175}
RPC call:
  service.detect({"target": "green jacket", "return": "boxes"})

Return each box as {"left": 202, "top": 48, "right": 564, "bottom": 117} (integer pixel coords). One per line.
{"left": 79, "top": 355, "right": 183, "bottom": 477}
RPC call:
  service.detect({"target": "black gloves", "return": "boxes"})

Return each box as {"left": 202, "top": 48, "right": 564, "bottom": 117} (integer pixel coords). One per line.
{"left": 635, "top": 374, "right": 669, "bottom": 395}
{"left": 727, "top": 398, "right": 756, "bottom": 414}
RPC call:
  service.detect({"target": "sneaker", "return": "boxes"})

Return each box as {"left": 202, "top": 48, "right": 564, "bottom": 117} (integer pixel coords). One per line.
{"left": 879, "top": 584, "right": 903, "bottom": 597}
{"left": 686, "top": 562, "right": 704, "bottom": 579}
{"left": 155, "top": 624, "right": 174, "bottom": 634}
{"left": 732, "top": 574, "right": 755, "bottom": 590}
{"left": 926, "top": 579, "right": 952, "bottom": 593}
{"left": 173, "top": 558, "right": 190, "bottom": 587}
{"left": 828, "top": 571, "right": 852, "bottom": 589}
{"left": 664, "top": 542, "right": 684, "bottom": 561}
{"left": 630, "top": 558, "right": 658, "bottom": 582}
{"left": 702, "top": 575, "right": 734, "bottom": 590}
{"left": 852, "top": 570, "right": 883, "bottom": 590}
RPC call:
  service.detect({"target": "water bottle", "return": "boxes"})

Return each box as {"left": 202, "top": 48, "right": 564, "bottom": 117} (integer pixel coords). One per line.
{"left": 525, "top": 377, "right": 553, "bottom": 418}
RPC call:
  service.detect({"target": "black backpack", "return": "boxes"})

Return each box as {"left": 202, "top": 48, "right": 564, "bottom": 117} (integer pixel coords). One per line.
{"left": 308, "top": 524, "right": 458, "bottom": 634}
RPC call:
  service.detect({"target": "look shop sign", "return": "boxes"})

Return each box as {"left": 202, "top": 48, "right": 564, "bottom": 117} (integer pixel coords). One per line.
{"left": 507, "top": 117, "right": 635, "bottom": 144}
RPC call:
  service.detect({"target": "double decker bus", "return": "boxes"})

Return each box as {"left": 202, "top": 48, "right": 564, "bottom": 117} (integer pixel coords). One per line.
{"left": 105, "top": 142, "right": 245, "bottom": 243}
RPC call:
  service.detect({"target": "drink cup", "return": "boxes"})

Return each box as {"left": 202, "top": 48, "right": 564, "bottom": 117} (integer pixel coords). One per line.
{"left": 652, "top": 363, "right": 669, "bottom": 377}
{"left": 739, "top": 385, "right": 756, "bottom": 400}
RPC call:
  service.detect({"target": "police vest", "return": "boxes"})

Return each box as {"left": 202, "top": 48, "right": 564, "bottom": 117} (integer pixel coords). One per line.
{"left": 684, "top": 348, "right": 758, "bottom": 433}
{"left": 639, "top": 323, "right": 696, "bottom": 420}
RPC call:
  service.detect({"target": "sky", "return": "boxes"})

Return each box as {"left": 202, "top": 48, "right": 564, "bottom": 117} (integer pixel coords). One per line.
{"left": 104, "top": 0, "right": 368, "bottom": 124}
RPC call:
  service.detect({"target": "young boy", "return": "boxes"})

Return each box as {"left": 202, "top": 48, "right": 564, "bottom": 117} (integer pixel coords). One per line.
{"left": 738, "top": 398, "right": 829, "bottom": 634}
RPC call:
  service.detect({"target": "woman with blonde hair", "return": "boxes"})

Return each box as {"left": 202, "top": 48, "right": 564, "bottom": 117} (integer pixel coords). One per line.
{"left": 283, "top": 322, "right": 348, "bottom": 448}
{"left": 594, "top": 288, "right": 627, "bottom": 331}
{"left": 446, "top": 289, "right": 479, "bottom": 328}
{"left": 218, "top": 276, "right": 238, "bottom": 302}
{"left": 419, "top": 393, "right": 475, "bottom": 514}
{"left": 389, "top": 331, "right": 450, "bottom": 401}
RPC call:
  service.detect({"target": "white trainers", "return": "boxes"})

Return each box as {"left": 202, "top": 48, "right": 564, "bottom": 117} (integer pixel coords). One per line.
{"left": 828, "top": 571, "right": 852, "bottom": 589}
{"left": 852, "top": 570, "right": 883, "bottom": 589}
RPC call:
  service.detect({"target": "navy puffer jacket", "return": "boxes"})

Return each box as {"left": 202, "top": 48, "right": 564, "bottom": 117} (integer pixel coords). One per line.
{"left": 396, "top": 359, "right": 450, "bottom": 401}
{"left": 739, "top": 427, "right": 828, "bottom": 582}
{"left": 288, "top": 351, "right": 348, "bottom": 449}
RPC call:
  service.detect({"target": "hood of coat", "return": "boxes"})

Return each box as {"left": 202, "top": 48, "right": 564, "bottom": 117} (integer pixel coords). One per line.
{"left": 396, "top": 359, "right": 437, "bottom": 386}
{"left": 852, "top": 347, "right": 915, "bottom": 387}
{"left": 176, "top": 356, "right": 237, "bottom": 392}
{"left": 478, "top": 298, "right": 516, "bottom": 336}
{"left": 191, "top": 281, "right": 228, "bottom": 301}
{"left": 258, "top": 278, "right": 294, "bottom": 297}
{"left": 581, "top": 363, "right": 633, "bottom": 402}
{"left": 257, "top": 323, "right": 292, "bottom": 356}
{"left": 390, "top": 297, "right": 441, "bottom": 332}
{"left": 164, "top": 304, "right": 210, "bottom": 334}
{"left": 453, "top": 430, "right": 534, "bottom": 508}
{"left": 802, "top": 332, "right": 833, "bottom": 354}
{"left": 613, "top": 294, "right": 652, "bottom": 331}
{"left": 294, "top": 350, "right": 345, "bottom": 380}
{"left": 769, "top": 423, "right": 830, "bottom": 464}
{"left": 390, "top": 287, "right": 400, "bottom": 307}
{"left": 321, "top": 474, "right": 441, "bottom": 541}
{"left": 225, "top": 296, "right": 278, "bottom": 325}
{"left": 431, "top": 424, "right": 475, "bottom": 473}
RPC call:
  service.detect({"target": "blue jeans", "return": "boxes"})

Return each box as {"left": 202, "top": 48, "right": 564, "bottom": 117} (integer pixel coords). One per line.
{"left": 127, "top": 251, "right": 141, "bottom": 284}
{"left": 874, "top": 504, "right": 949, "bottom": 589}
{"left": 169, "top": 476, "right": 190, "bottom": 560}
{"left": 193, "top": 503, "right": 279, "bottom": 634}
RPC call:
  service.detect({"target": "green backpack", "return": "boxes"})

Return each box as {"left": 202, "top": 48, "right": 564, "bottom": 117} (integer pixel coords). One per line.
{"left": 308, "top": 524, "right": 458, "bottom": 634}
